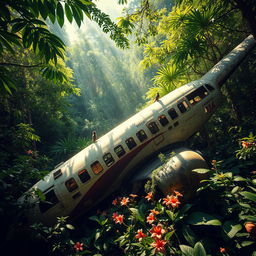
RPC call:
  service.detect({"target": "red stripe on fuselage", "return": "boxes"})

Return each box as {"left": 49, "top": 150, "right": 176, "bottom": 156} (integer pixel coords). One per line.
{"left": 70, "top": 132, "right": 164, "bottom": 218}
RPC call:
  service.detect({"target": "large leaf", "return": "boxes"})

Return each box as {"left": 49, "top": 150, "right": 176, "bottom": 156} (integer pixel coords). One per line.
{"left": 222, "top": 221, "right": 242, "bottom": 239}
{"left": 187, "top": 212, "right": 222, "bottom": 226}
{"left": 57, "top": 2, "right": 64, "bottom": 27}
{"left": 179, "top": 244, "right": 194, "bottom": 256}
{"left": 194, "top": 242, "right": 206, "bottom": 256}
{"left": 240, "top": 191, "right": 256, "bottom": 202}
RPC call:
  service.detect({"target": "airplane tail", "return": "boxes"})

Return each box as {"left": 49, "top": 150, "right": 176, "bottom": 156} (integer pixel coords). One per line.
{"left": 202, "top": 35, "right": 256, "bottom": 88}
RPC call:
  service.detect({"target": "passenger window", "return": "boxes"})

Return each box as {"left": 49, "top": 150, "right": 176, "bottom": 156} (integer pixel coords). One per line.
{"left": 177, "top": 100, "right": 189, "bottom": 113}
{"left": 136, "top": 129, "right": 148, "bottom": 142}
{"left": 158, "top": 115, "right": 169, "bottom": 127}
{"left": 205, "top": 84, "right": 214, "bottom": 91}
{"left": 186, "top": 86, "right": 208, "bottom": 105}
{"left": 125, "top": 137, "right": 137, "bottom": 150}
{"left": 65, "top": 178, "right": 78, "bottom": 192}
{"left": 53, "top": 169, "right": 62, "bottom": 180}
{"left": 168, "top": 108, "right": 178, "bottom": 120}
{"left": 103, "top": 152, "right": 115, "bottom": 167}
{"left": 91, "top": 161, "right": 104, "bottom": 174}
{"left": 114, "top": 145, "right": 126, "bottom": 158}
{"left": 39, "top": 189, "right": 59, "bottom": 213}
{"left": 147, "top": 121, "right": 159, "bottom": 134}
{"left": 78, "top": 169, "right": 90, "bottom": 183}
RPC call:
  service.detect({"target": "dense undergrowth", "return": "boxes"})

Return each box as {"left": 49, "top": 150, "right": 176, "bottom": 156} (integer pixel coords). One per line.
{"left": 1, "top": 133, "right": 255, "bottom": 256}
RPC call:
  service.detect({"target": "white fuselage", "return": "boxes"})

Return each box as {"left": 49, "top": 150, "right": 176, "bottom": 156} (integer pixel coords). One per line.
{"left": 23, "top": 35, "right": 256, "bottom": 225}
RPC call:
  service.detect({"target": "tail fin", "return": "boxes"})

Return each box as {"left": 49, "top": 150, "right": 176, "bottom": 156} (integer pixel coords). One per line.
{"left": 202, "top": 35, "right": 256, "bottom": 88}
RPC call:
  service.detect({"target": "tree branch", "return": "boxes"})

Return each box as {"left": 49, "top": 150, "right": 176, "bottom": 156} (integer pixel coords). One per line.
{"left": 0, "top": 62, "right": 43, "bottom": 68}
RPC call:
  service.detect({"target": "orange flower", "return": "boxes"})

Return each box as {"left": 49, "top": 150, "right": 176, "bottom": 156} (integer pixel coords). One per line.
{"left": 150, "top": 209, "right": 160, "bottom": 215}
{"left": 26, "top": 150, "right": 33, "bottom": 155}
{"left": 151, "top": 238, "right": 166, "bottom": 253}
{"left": 112, "top": 199, "right": 118, "bottom": 205}
{"left": 245, "top": 222, "right": 256, "bottom": 234}
{"left": 241, "top": 141, "right": 252, "bottom": 148}
{"left": 74, "top": 242, "right": 84, "bottom": 251}
{"left": 150, "top": 224, "right": 166, "bottom": 239}
{"left": 129, "top": 193, "right": 138, "bottom": 198}
{"left": 147, "top": 213, "right": 156, "bottom": 224}
{"left": 120, "top": 197, "right": 130, "bottom": 206}
{"left": 112, "top": 212, "right": 124, "bottom": 224}
{"left": 162, "top": 195, "right": 181, "bottom": 208}
{"left": 174, "top": 190, "right": 183, "bottom": 197}
{"left": 220, "top": 247, "right": 225, "bottom": 253}
{"left": 135, "top": 229, "right": 147, "bottom": 241}
{"left": 145, "top": 192, "right": 153, "bottom": 201}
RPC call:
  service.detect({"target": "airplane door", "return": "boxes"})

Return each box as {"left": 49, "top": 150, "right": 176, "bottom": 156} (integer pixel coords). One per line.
{"left": 146, "top": 120, "right": 165, "bottom": 149}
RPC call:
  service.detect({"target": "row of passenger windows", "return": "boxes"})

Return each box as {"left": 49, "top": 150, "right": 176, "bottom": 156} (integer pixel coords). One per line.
{"left": 40, "top": 84, "right": 214, "bottom": 213}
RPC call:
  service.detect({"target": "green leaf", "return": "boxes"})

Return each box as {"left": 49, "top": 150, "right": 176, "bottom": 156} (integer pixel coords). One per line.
{"left": 71, "top": 4, "right": 82, "bottom": 27}
{"left": 187, "top": 212, "right": 222, "bottom": 226}
{"left": 57, "top": 2, "right": 64, "bottom": 27}
{"left": 182, "top": 225, "right": 197, "bottom": 247}
{"left": 65, "top": 3, "right": 73, "bottom": 23}
{"left": 129, "top": 207, "right": 145, "bottom": 223}
{"left": 239, "top": 215, "right": 256, "bottom": 222}
{"left": 66, "top": 224, "right": 75, "bottom": 230}
{"left": 240, "top": 191, "right": 256, "bottom": 202}
{"left": 165, "top": 231, "right": 175, "bottom": 241}
{"left": 192, "top": 168, "right": 211, "bottom": 174}
{"left": 38, "top": 0, "right": 48, "bottom": 20}
{"left": 222, "top": 221, "right": 242, "bottom": 239}
{"left": 194, "top": 242, "right": 206, "bottom": 256}
{"left": 231, "top": 186, "right": 240, "bottom": 194}
{"left": 166, "top": 210, "right": 176, "bottom": 221}
{"left": 234, "top": 176, "right": 247, "bottom": 182}
{"left": 241, "top": 241, "right": 255, "bottom": 247}
{"left": 179, "top": 244, "right": 194, "bottom": 256}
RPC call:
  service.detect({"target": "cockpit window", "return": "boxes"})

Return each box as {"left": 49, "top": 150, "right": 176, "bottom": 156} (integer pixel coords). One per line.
{"left": 39, "top": 189, "right": 59, "bottom": 213}
{"left": 186, "top": 86, "right": 208, "bottom": 105}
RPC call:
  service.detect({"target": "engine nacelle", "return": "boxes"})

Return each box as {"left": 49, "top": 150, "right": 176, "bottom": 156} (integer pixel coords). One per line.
{"left": 154, "top": 149, "right": 209, "bottom": 199}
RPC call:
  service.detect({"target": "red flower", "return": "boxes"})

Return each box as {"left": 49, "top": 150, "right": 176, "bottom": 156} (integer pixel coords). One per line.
{"left": 150, "top": 224, "right": 166, "bottom": 239}
{"left": 151, "top": 238, "right": 167, "bottom": 253}
{"left": 145, "top": 192, "right": 153, "bottom": 201}
{"left": 220, "top": 247, "right": 225, "bottom": 253}
{"left": 120, "top": 197, "right": 130, "bottom": 206}
{"left": 112, "top": 212, "right": 124, "bottom": 224}
{"left": 135, "top": 229, "right": 147, "bottom": 241}
{"left": 74, "top": 242, "right": 84, "bottom": 252}
{"left": 162, "top": 195, "right": 181, "bottom": 208}
{"left": 112, "top": 199, "right": 118, "bottom": 205}
{"left": 26, "top": 150, "right": 33, "bottom": 155}
{"left": 146, "top": 213, "right": 155, "bottom": 224}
